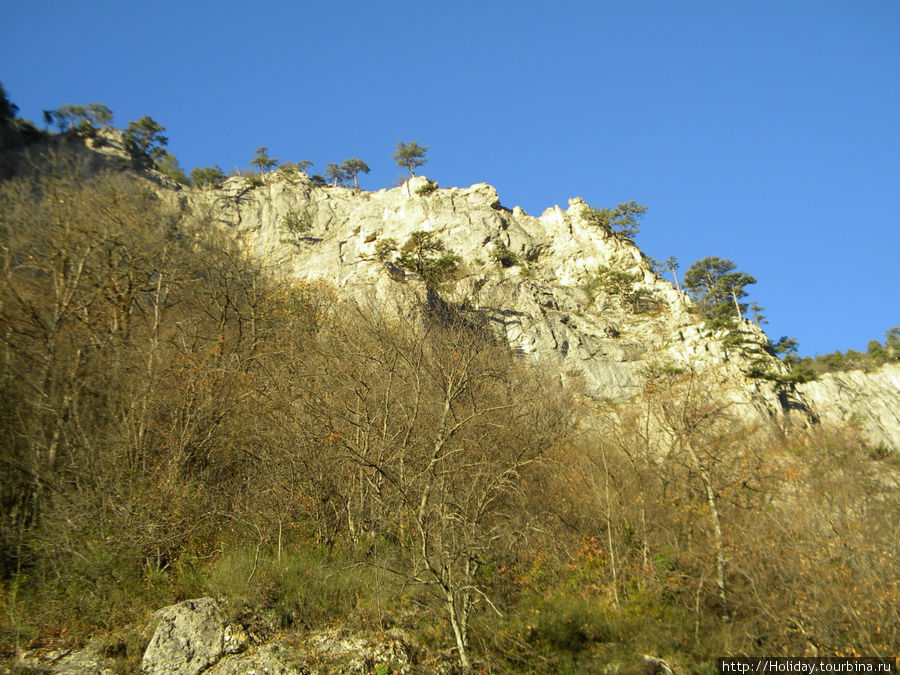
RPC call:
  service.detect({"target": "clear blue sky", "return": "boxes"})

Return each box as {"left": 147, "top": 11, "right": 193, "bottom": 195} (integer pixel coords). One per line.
{"left": 2, "top": 1, "right": 898, "bottom": 357}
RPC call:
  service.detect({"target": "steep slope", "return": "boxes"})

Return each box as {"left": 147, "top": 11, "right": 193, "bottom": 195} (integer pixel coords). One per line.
{"left": 183, "top": 171, "right": 801, "bottom": 425}
{"left": 10, "top": 130, "right": 894, "bottom": 445}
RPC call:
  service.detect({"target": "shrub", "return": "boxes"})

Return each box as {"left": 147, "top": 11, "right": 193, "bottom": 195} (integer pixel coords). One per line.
{"left": 155, "top": 151, "right": 190, "bottom": 185}
{"left": 491, "top": 244, "right": 520, "bottom": 268}
{"left": 280, "top": 208, "right": 313, "bottom": 246}
{"left": 374, "top": 232, "right": 460, "bottom": 286}
{"left": 397, "top": 231, "right": 461, "bottom": 286}
{"left": 191, "top": 165, "right": 225, "bottom": 189}
{"left": 527, "top": 594, "right": 617, "bottom": 651}
{"left": 581, "top": 265, "right": 653, "bottom": 312}
{"left": 415, "top": 179, "right": 438, "bottom": 195}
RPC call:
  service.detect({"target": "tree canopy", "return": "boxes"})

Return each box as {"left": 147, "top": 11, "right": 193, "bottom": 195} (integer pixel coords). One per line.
{"left": 44, "top": 103, "right": 113, "bottom": 132}
{"left": 190, "top": 165, "right": 226, "bottom": 189}
{"left": 251, "top": 146, "right": 279, "bottom": 174}
{"left": 582, "top": 200, "right": 647, "bottom": 240}
{"left": 123, "top": 116, "right": 168, "bottom": 160}
{"left": 683, "top": 256, "right": 757, "bottom": 328}
{"left": 392, "top": 140, "right": 428, "bottom": 177}
{"left": 279, "top": 159, "right": 313, "bottom": 174}
{"left": 376, "top": 231, "right": 460, "bottom": 286}
{"left": 155, "top": 151, "right": 189, "bottom": 185}
{"left": 340, "top": 158, "right": 370, "bottom": 189}
{"left": 0, "top": 82, "right": 18, "bottom": 120}
{"left": 325, "top": 162, "right": 349, "bottom": 186}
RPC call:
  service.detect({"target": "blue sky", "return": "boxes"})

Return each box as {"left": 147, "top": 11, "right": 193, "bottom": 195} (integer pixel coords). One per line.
{"left": 2, "top": 1, "right": 898, "bottom": 357}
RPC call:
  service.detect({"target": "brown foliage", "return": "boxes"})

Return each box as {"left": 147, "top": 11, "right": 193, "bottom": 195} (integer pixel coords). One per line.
{"left": 1, "top": 157, "right": 896, "bottom": 667}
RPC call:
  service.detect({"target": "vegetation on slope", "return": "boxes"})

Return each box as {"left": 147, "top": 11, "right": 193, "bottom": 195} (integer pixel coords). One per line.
{"left": 0, "top": 156, "right": 898, "bottom": 672}
{"left": 781, "top": 329, "right": 900, "bottom": 379}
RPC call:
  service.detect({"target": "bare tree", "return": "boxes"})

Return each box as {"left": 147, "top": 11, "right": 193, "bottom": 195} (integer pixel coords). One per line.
{"left": 291, "top": 303, "right": 573, "bottom": 669}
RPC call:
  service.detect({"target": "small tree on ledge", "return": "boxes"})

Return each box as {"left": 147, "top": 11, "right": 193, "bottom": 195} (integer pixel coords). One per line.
{"left": 341, "top": 158, "right": 370, "bottom": 189}
{"left": 582, "top": 200, "right": 648, "bottom": 241}
{"left": 392, "top": 140, "right": 428, "bottom": 177}
{"left": 376, "top": 231, "right": 460, "bottom": 287}
{"left": 251, "top": 146, "right": 279, "bottom": 174}
{"left": 123, "top": 115, "right": 167, "bottom": 160}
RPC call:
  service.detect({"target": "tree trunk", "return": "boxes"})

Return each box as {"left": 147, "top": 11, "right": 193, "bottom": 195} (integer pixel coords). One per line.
{"left": 731, "top": 287, "right": 743, "bottom": 320}
{"left": 693, "top": 451, "right": 729, "bottom": 621}
{"left": 446, "top": 590, "right": 471, "bottom": 671}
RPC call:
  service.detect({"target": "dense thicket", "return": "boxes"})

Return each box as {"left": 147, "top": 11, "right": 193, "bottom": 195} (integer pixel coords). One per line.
{"left": 0, "top": 161, "right": 897, "bottom": 670}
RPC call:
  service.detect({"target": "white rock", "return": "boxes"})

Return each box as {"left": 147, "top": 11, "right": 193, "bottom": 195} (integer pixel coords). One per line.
{"left": 141, "top": 598, "right": 225, "bottom": 675}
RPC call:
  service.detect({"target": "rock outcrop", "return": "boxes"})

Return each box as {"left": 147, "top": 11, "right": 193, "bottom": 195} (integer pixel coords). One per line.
{"left": 183, "top": 171, "right": 800, "bottom": 426}
{"left": 142, "top": 598, "right": 246, "bottom": 675}
{"left": 135, "top": 598, "right": 422, "bottom": 674}
{"left": 798, "top": 363, "right": 900, "bottom": 451}
{"left": 206, "top": 644, "right": 298, "bottom": 675}
{"left": 14, "top": 646, "right": 115, "bottom": 674}
{"left": 6, "top": 130, "right": 897, "bottom": 446}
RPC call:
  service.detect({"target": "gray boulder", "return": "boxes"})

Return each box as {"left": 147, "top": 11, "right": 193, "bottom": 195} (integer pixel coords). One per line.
{"left": 141, "top": 598, "right": 227, "bottom": 675}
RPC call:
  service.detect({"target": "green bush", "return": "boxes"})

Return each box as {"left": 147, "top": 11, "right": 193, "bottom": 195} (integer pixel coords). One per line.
{"left": 491, "top": 244, "right": 520, "bottom": 268}
{"left": 279, "top": 209, "right": 314, "bottom": 247}
{"left": 204, "top": 543, "right": 381, "bottom": 630}
{"left": 415, "top": 179, "right": 438, "bottom": 195}
{"left": 282, "top": 209, "right": 312, "bottom": 235}
{"left": 156, "top": 152, "right": 190, "bottom": 185}
{"left": 581, "top": 265, "right": 656, "bottom": 313}
{"left": 190, "top": 165, "right": 225, "bottom": 189}
{"left": 376, "top": 232, "right": 460, "bottom": 286}
{"left": 1, "top": 535, "right": 177, "bottom": 649}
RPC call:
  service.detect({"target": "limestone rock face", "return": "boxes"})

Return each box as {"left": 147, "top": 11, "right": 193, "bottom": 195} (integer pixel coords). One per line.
{"left": 184, "top": 172, "right": 797, "bottom": 423}
{"left": 141, "top": 598, "right": 228, "bottom": 675}
{"left": 798, "top": 363, "right": 900, "bottom": 451}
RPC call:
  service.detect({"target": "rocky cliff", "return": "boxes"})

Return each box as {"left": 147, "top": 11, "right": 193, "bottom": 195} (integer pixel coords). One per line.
{"left": 180, "top": 170, "right": 800, "bottom": 425}
{"left": 798, "top": 363, "right": 900, "bottom": 452}
{"left": 5, "top": 132, "right": 897, "bottom": 449}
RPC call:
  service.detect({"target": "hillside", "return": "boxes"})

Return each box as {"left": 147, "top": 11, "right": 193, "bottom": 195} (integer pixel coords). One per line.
{"left": 187, "top": 172, "right": 790, "bottom": 406}
{"left": 182, "top": 167, "right": 900, "bottom": 451}
{"left": 1, "top": 132, "right": 898, "bottom": 672}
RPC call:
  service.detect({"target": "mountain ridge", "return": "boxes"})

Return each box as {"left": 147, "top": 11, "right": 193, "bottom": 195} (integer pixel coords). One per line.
{"left": 2, "top": 126, "right": 897, "bottom": 449}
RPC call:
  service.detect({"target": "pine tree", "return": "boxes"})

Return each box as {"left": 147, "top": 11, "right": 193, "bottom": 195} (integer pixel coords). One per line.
{"left": 251, "top": 146, "right": 278, "bottom": 174}
{"left": 325, "top": 162, "right": 349, "bottom": 186}
{"left": 123, "top": 116, "right": 168, "bottom": 159}
{"left": 581, "top": 201, "right": 648, "bottom": 240}
{"left": 392, "top": 141, "right": 428, "bottom": 177}
{"left": 340, "top": 158, "right": 370, "bottom": 189}
{"left": 684, "top": 257, "right": 757, "bottom": 335}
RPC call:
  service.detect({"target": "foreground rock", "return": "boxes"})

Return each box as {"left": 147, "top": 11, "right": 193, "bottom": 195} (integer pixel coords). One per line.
{"left": 300, "top": 629, "right": 416, "bottom": 674}
{"left": 206, "top": 644, "right": 298, "bottom": 674}
{"left": 14, "top": 646, "right": 114, "bottom": 674}
{"left": 142, "top": 598, "right": 246, "bottom": 675}
{"left": 137, "top": 598, "right": 427, "bottom": 674}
